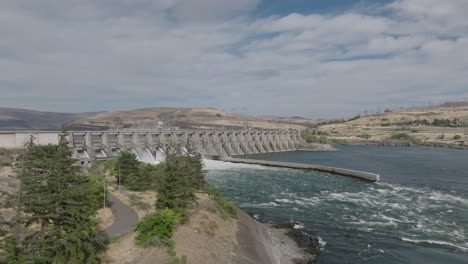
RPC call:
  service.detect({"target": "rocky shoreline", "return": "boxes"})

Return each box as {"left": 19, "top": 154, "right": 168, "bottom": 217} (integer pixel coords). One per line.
{"left": 339, "top": 140, "right": 468, "bottom": 149}
{"left": 235, "top": 209, "right": 320, "bottom": 264}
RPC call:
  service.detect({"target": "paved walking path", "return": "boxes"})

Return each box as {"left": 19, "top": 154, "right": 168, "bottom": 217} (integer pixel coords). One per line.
{"left": 104, "top": 193, "right": 139, "bottom": 237}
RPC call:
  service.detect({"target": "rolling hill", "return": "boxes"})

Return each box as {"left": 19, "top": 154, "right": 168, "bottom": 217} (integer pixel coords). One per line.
{"left": 0, "top": 107, "right": 101, "bottom": 130}
{"left": 65, "top": 107, "right": 323, "bottom": 130}
{"left": 314, "top": 103, "right": 468, "bottom": 146}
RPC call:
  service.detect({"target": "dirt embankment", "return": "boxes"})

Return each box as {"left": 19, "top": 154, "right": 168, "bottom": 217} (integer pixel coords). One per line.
{"left": 105, "top": 191, "right": 318, "bottom": 264}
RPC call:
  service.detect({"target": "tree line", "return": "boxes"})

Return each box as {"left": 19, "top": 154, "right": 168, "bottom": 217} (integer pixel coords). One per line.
{"left": 0, "top": 132, "right": 105, "bottom": 263}
{"left": 1, "top": 136, "right": 236, "bottom": 263}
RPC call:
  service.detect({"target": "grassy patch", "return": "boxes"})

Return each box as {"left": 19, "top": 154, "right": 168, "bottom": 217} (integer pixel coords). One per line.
{"left": 0, "top": 161, "right": 9, "bottom": 167}
{"left": 206, "top": 187, "right": 237, "bottom": 219}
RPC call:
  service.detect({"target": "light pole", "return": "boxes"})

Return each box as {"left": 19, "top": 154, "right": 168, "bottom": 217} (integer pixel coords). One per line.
{"left": 118, "top": 165, "right": 121, "bottom": 193}
{"left": 103, "top": 173, "right": 106, "bottom": 209}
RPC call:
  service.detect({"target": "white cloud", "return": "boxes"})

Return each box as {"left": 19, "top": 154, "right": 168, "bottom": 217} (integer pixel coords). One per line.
{"left": 0, "top": 0, "right": 467, "bottom": 117}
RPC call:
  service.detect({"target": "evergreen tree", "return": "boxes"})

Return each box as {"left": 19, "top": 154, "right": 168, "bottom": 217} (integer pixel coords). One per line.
{"left": 11, "top": 131, "right": 102, "bottom": 263}
{"left": 114, "top": 151, "right": 141, "bottom": 186}
{"left": 155, "top": 147, "right": 205, "bottom": 211}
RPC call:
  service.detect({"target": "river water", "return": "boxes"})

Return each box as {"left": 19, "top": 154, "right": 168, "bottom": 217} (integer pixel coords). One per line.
{"left": 204, "top": 145, "right": 468, "bottom": 264}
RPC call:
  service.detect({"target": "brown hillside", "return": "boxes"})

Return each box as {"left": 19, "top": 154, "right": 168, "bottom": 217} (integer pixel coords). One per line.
{"left": 66, "top": 107, "right": 323, "bottom": 130}
{"left": 316, "top": 104, "right": 468, "bottom": 145}
{"left": 0, "top": 107, "right": 101, "bottom": 130}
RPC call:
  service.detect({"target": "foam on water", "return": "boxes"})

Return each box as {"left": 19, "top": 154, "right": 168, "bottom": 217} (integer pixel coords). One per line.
{"left": 401, "top": 238, "right": 468, "bottom": 252}
{"left": 206, "top": 157, "right": 468, "bottom": 260}
{"left": 203, "top": 159, "right": 276, "bottom": 171}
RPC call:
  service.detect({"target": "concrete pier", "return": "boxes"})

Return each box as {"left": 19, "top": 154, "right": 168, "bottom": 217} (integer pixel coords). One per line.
{"left": 220, "top": 157, "right": 380, "bottom": 182}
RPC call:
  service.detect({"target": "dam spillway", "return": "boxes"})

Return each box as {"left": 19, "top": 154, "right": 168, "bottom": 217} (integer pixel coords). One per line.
{"left": 0, "top": 130, "right": 306, "bottom": 161}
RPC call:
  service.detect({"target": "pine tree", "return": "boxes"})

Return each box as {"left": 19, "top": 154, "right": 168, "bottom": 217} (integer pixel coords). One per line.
{"left": 155, "top": 147, "right": 206, "bottom": 211}
{"left": 114, "top": 151, "right": 141, "bottom": 186}
{"left": 12, "top": 131, "right": 102, "bottom": 263}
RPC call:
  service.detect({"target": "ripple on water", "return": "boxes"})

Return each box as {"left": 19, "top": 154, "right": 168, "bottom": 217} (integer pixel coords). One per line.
{"left": 205, "top": 157, "right": 468, "bottom": 262}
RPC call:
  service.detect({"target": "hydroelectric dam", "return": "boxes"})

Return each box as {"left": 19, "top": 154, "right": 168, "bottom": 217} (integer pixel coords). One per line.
{"left": 0, "top": 129, "right": 379, "bottom": 182}
{"left": 0, "top": 130, "right": 305, "bottom": 162}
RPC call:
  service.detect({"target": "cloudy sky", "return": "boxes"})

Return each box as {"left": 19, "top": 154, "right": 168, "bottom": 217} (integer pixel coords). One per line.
{"left": 1, "top": 0, "right": 467, "bottom": 118}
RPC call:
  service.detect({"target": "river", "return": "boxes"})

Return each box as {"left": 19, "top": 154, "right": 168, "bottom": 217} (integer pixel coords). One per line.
{"left": 204, "top": 145, "right": 468, "bottom": 264}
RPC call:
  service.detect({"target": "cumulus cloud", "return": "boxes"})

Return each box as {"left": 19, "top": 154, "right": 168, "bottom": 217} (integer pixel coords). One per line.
{"left": 0, "top": 0, "right": 467, "bottom": 117}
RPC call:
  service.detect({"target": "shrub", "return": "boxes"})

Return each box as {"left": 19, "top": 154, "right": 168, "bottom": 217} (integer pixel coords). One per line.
{"left": 357, "top": 134, "right": 371, "bottom": 139}
{"left": 135, "top": 209, "right": 182, "bottom": 247}
{"left": 0, "top": 161, "right": 8, "bottom": 167}
{"left": 168, "top": 256, "right": 188, "bottom": 264}
{"left": 437, "top": 134, "right": 445, "bottom": 140}
{"left": 390, "top": 133, "right": 422, "bottom": 144}
{"left": 453, "top": 135, "right": 462, "bottom": 140}
{"left": 206, "top": 187, "right": 237, "bottom": 219}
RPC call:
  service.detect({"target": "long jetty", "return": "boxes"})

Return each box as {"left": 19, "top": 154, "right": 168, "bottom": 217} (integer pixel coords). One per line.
{"left": 220, "top": 157, "right": 380, "bottom": 182}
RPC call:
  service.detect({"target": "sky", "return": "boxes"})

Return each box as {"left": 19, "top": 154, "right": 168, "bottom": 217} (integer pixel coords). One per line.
{"left": 1, "top": 0, "right": 467, "bottom": 118}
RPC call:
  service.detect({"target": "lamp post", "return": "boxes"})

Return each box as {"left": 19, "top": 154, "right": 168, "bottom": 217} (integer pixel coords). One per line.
{"left": 103, "top": 173, "right": 106, "bottom": 209}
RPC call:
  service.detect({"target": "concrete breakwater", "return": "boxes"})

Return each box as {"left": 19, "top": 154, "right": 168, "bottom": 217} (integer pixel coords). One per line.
{"left": 220, "top": 157, "right": 380, "bottom": 182}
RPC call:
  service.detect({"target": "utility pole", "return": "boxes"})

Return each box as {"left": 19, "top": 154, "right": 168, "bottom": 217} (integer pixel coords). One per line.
{"left": 103, "top": 173, "right": 106, "bottom": 209}
{"left": 118, "top": 165, "right": 121, "bottom": 193}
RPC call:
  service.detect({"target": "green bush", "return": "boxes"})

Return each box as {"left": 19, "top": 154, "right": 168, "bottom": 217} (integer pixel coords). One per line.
{"left": 206, "top": 187, "right": 237, "bottom": 219}
{"left": 0, "top": 161, "right": 9, "bottom": 167}
{"left": 134, "top": 209, "right": 182, "bottom": 247}
{"left": 390, "top": 133, "right": 422, "bottom": 145}
{"left": 453, "top": 135, "right": 462, "bottom": 140}
{"left": 168, "top": 256, "right": 187, "bottom": 264}
{"left": 300, "top": 132, "right": 330, "bottom": 144}
{"left": 357, "top": 134, "right": 371, "bottom": 139}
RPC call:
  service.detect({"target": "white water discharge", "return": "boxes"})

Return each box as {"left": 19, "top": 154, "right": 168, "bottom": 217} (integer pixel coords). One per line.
{"left": 181, "top": 146, "right": 188, "bottom": 154}
{"left": 140, "top": 148, "right": 157, "bottom": 164}
{"left": 203, "top": 159, "right": 277, "bottom": 171}
{"left": 77, "top": 150, "right": 90, "bottom": 159}
{"left": 155, "top": 148, "right": 166, "bottom": 164}
{"left": 95, "top": 149, "right": 107, "bottom": 159}
{"left": 130, "top": 149, "right": 141, "bottom": 162}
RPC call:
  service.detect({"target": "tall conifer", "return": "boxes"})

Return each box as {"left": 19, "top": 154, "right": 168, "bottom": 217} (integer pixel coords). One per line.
{"left": 12, "top": 131, "right": 102, "bottom": 263}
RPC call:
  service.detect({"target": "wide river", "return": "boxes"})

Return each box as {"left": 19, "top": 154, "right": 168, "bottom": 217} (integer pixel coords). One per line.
{"left": 204, "top": 145, "right": 468, "bottom": 264}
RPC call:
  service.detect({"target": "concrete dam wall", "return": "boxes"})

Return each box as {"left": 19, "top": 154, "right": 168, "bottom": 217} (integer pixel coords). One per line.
{"left": 0, "top": 130, "right": 306, "bottom": 162}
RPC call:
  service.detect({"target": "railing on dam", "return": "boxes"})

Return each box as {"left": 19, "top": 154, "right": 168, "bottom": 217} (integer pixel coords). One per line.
{"left": 0, "top": 129, "right": 307, "bottom": 161}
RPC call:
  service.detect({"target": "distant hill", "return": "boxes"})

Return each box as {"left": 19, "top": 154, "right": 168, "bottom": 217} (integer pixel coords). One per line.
{"left": 439, "top": 101, "right": 468, "bottom": 108}
{"left": 0, "top": 107, "right": 102, "bottom": 130}
{"left": 315, "top": 103, "right": 468, "bottom": 146}
{"left": 66, "top": 107, "right": 324, "bottom": 130}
